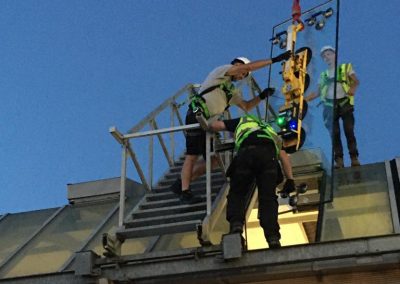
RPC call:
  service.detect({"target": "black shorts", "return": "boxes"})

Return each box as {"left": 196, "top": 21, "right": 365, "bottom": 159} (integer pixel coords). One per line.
{"left": 185, "top": 109, "right": 206, "bottom": 156}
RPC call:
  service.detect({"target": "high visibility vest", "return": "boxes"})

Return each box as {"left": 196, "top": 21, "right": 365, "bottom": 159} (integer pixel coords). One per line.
{"left": 320, "top": 63, "right": 354, "bottom": 106}
{"left": 234, "top": 114, "right": 282, "bottom": 156}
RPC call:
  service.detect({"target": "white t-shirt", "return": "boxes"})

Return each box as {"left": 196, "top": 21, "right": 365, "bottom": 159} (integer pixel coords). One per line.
{"left": 198, "top": 65, "right": 243, "bottom": 117}
{"left": 319, "top": 64, "right": 355, "bottom": 99}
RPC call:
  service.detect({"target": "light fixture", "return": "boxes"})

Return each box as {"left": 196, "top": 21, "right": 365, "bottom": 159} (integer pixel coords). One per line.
{"left": 323, "top": 7, "right": 334, "bottom": 18}
{"left": 279, "top": 39, "right": 287, "bottom": 49}
{"left": 270, "top": 31, "right": 287, "bottom": 46}
{"left": 305, "top": 8, "right": 334, "bottom": 31}
{"left": 315, "top": 19, "right": 325, "bottom": 30}
{"left": 289, "top": 119, "right": 298, "bottom": 130}
{"left": 305, "top": 17, "right": 316, "bottom": 26}
{"left": 277, "top": 116, "right": 286, "bottom": 127}
{"left": 272, "top": 36, "right": 280, "bottom": 45}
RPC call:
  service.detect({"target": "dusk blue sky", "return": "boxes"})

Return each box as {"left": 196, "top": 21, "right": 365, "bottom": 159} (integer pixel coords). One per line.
{"left": 1, "top": 0, "right": 399, "bottom": 214}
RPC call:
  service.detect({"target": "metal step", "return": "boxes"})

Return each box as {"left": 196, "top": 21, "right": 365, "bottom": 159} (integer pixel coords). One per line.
{"left": 163, "top": 170, "right": 223, "bottom": 180}
{"left": 146, "top": 184, "right": 223, "bottom": 202}
{"left": 124, "top": 211, "right": 207, "bottom": 228}
{"left": 152, "top": 177, "right": 226, "bottom": 193}
{"left": 140, "top": 193, "right": 216, "bottom": 210}
{"left": 131, "top": 202, "right": 207, "bottom": 219}
{"left": 118, "top": 154, "right": 227, "bottom": 240}
{"left": 169, "top": 166, "right": 183, "bottom": 173}
{"left": 117, "top": 220, "right": 202, "bottom": 240}
{"left": 157, "top": 174, "right": 225, "bottom": 187}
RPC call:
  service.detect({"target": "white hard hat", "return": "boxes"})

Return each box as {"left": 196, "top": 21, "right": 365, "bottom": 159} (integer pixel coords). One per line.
{"left": 231, "top": 56, "right": 251, "bottom": 65}
{"left": 320, "top": 45, "right": 335, "bottom": 55}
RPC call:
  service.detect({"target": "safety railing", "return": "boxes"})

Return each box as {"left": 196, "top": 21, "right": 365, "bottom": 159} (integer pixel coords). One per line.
{"left": 109, "top": 76, "right": 274, "bottom": 227}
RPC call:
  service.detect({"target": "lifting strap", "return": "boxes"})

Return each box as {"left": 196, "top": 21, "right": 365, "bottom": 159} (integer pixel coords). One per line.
{"left": 292, "top": 0, "right": 302, "bottom": 24}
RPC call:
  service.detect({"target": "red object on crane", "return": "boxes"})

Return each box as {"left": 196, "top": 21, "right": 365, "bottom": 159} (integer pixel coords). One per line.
{"left": 292, "top": 0, "right": 302, "bottom": 23}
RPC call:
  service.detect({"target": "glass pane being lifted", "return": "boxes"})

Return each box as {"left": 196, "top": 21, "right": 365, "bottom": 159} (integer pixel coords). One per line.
{"left": 242, "top": 0, "right": 339, "bottom": 249}
{"left": 267, "top": 0, "right": 338, "bottom": 175}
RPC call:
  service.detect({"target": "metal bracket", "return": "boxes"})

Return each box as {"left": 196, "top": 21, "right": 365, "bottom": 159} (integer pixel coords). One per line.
{"left": 74, "top": 250, "right": 101, "bottom": 276}
{"left": 222, "top": 233, "right": 243, "bottom": 260}
{"left": 196, "top": 224, "right": 212, "bottom": 247}
{"left": 102, "top": 233, "right": 123, "bottom": 258}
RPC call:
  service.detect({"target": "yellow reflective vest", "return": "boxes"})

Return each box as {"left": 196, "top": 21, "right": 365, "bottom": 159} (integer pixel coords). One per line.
{"left": 234, "top": 115, "right": 282, "bottom": 157}
{"left": 320, "top": 63, "right": 354, "bottom": 106}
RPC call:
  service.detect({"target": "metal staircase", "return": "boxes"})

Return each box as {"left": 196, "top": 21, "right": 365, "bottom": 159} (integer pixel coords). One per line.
{"left": 106, "top": 78, "right": 278, "bottom": 254}
{"left": 116, "top": 156, "right": 226, "bottom": 240}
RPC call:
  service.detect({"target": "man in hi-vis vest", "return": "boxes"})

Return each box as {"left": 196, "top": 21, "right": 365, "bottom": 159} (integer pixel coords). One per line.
{"left": 306, "top": 46, "right": 360, "bottom": 169}
{"left": 209, "top": 114, "right": 295, "bottom": 249}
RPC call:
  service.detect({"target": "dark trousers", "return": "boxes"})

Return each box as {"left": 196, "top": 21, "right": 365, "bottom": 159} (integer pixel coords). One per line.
{"left": 226, "top": 143, "right": 280, "bottom": 241}
{"left": 323, "top": 101, "right": 359, "bottom": 159}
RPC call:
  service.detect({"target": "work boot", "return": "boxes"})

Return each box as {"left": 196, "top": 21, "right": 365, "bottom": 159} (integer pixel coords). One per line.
{"left": 229, "top": 221, "right": 243, "bottom": 234}
{"left": 180, "top": 189, "right": 201, "bottom": 204}
{"left": 334, "top": 157, "right": 344, "bottom": 169}
{"left": 229, "top": 222, "right": 246, "bottom": 250}
{"left": 169, "top": 178, "right": 182, "bottom": 195}
{"left": 351, "top": 156, "right": 361, "bottom": 167}
{"left": 267, "top": 236, "right": 281, "bottom": 249}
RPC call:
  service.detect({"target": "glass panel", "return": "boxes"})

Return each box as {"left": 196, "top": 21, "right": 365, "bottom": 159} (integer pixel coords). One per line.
{"left": 265, "top": 2, "right": 341, "bottom": 247}
{"left": 151, "top": 231, "right": 199, "bottom": 251}
{"left": 65, "top": 192, "right": 152, "bottom": 269}
{"left": 0, "top": 201, "right": 116, "bottom": 278}
{"left": 247, "top": 208, "right": 319, "bottom": 249}
{"left": 267, "top": 0, "right": 338, "bottom": 174}
{"left": 320, "top": 163, "right": 394, "bottom": 241}
{"left": 237, "top": 0, "right": 338, "bottom": 248}
{"left": 0, "top": 209, "right": 57, "bottom": 265}
{"left": 69, "top": 207, "right": 154, "bottom": 261}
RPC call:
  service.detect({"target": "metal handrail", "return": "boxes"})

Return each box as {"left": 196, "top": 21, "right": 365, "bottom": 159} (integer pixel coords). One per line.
{"left": 110, "top": 77, "right": 273, "bottom": 229}
{"left": 111, "top": 123, "right": 207, "bottom": 227}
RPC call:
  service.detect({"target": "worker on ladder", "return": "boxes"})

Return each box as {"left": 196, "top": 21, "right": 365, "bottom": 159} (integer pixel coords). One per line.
{"left": 209, "top": 113, "right": 295, "bottom": 248}
{"left": 170, "top": 51, "right": 291, "bottom": 204}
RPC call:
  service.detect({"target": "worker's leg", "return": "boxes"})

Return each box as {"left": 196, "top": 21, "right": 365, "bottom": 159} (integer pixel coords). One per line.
{"left": 226, "top": 151, "right": 254, "bottom": 233}
{"left": 341, "top": 106, "right": 360, "bottom": 166}
{"left": 254, "top": 145, "right": 280, "bottom": 247}
{"left": 170, "top": 109, "right": 203, "bottom": 203}
{"left": 323, "top": 105, "right": 333, "bottom": 133}
{"left": 333, "top": 110, "right": 344, "bottom": 158}
{"left": 191, "top": 155, "right": 220, "bottom": 181}
{"left": 324, "top": 107, "right": 343, "bottom": 168}
{"left": 181, "top": 154, "right": 199, "bottom": 190}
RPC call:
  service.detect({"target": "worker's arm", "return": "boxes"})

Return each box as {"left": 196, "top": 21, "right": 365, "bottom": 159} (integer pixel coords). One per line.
{"left": 236, "top": 87, "right": 275, "bottom": 112}
{"left": 279, "top": 150, "right": 293, "bottom": 180}
{"left": 236, "top": 96, "right": 262, "bottom": 112}
{"left": 225, "top": 51, "right": 291, "bottom": 77}
{"left": 304, "top": 84, "right": 321, "bottom": 102}
{"left": 348, "top": 73, "right": 359, "bottom": 96}
{"left": 279, "top": 149, "right": 296, "bottom": 196}
{"left": 305, "top": 91, "right": 319, "bottom": 102}
{"left": 226, "top": 59, "right": 272, "bottom": 77}
{"left": 208, "top": 120, "right": 227, "bottom": 132}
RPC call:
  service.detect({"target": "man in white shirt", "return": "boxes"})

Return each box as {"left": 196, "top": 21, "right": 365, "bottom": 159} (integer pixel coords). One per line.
{"left": 171, "top": 52, "right": 291, "bottom": 204}
{"left": 306, "top": 46, "right": 360, "bottom": 169}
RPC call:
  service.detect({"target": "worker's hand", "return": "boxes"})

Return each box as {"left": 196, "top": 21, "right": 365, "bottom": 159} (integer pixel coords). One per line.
{"left": 271, "top": 50, "right": 291, "bottom": 63}
{"left": 279, "top": 178, "right": 295, "bottom": 198}
{"left": 304, "top": 92, "right": 316, "bottom": 102}
{"left": 259, "top": 87, "right": 275, "bottom": 99}
{"left": 348, "top": 87, "right": 356, "bottom": 96}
